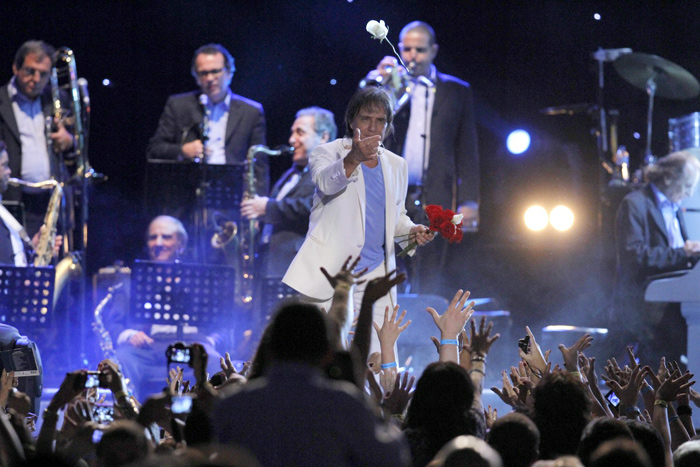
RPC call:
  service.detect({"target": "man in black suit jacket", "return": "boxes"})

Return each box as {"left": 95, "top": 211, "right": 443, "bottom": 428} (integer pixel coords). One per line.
{"left": 364, "top": 21, "right": 479, "bottom": 294}
{"left": 614, "top": 150, "right": 700, "bottom": 362}
{"left": 147, "top": 43, "right": 269, "bottom": 195}
{"left": 0, "top": 40, "right": 75, "bottom": 236}
{"left": 240, "top": 107, "right": 336, "bottom": 281}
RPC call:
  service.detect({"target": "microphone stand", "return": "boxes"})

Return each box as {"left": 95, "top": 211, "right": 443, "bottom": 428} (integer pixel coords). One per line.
{"left": 195, "top": 100, "right": 211, "bottom": 263}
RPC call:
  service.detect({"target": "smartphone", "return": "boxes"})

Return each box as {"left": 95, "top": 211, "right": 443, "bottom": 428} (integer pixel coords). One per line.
{"left": 85, "top": 372, "right": 101, "bottom": 388}
{"left": 518, "top": 335, "right": 531, "bottom": 353}
{"left": 171, "top": 395, "right": 193, "bottom": 414}
{"left": 605, "top": 390, "right": 620, "bottom": 408}
{"left": 92, "top": 406, "right": 114, "bottom": 424}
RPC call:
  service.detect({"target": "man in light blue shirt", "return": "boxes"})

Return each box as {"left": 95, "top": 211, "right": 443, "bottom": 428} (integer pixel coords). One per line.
{"left": 0, "top": 40, "right": 74, "bottom": 236}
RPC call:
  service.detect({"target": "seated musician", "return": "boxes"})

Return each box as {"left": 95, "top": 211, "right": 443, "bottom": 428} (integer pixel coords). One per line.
{"left": 104, "top": 215, "right": 222, "bottom": 399}
{"left": 0, "top": 140, "right": 61, "bottom": 265}
{"left": 614, "top": 150, "right": 700, "bottom": 363}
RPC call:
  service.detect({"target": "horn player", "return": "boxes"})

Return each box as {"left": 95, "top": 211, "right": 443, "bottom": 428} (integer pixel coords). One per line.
{"left": 0, "top": 40, "right": 75, "bottom": 238}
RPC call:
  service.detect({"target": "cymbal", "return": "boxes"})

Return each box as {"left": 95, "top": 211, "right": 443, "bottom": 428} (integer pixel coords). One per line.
{"left": 540, "top": 103, "right": 596, "bottom": 116}
{"left": 613, "top": 53, "right": 700, "bottom": 100}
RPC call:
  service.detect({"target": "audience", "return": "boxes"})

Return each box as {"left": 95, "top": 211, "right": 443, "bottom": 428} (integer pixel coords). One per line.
{"left": 0, "top": 254, "right": 698, "bottom": 467}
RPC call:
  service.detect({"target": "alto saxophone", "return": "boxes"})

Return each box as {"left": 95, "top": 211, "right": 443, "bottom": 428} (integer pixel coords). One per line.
{"left": 8, "top": 177, "right": 81, "bottom": 306}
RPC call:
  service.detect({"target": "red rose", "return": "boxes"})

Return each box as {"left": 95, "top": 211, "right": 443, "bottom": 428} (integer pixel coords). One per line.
{"left": 440, "top": 221, "right": 456, "bottom": 239}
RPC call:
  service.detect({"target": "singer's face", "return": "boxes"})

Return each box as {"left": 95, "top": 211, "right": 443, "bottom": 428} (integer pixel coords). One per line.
{"left": 350, "top": 105, "right": 388, "bottom": 140}
{"left": 288, "top": 116, "right": 328, "bottom": 166}
{"left": 12, "top": 53, "right": 52, "bottom": 99}
{"left": 147, "top": 218, "right": 184, "bottom": 262}
{"left": 194, "top": 52, "right": 231, "bottom": 104}
{"left": 0, "top": 151, "right": 10, "bottom": 194}
{"left": 399, "top": 30, "right": 438, "bottom": 78}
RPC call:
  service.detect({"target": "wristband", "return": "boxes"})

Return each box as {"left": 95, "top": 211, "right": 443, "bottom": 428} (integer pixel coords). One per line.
{"left": 668, "top": 415, "right": 680, "bottom": 423}
{"left": 471, "top": 355, "right": 486, "bottom": 362}
{"left": 380, "top": 362, "right": 397, "bottom": 370}
{"left": 469, "top": 368, "right": 485, "bottom": 375}
{"left": 677, "top": 405, "right": 693, "bottom": 416}
{"left": 623, "top": 405, "right": 641, "bottom": 416}
{"left": 569, "top": 371, "right": 581, "bottom": 379}
{"left": 654, "top": 399, "right": 669, "bottom": 408}
{"left": 440, "top": 339, "right": 459, "bottom": 346}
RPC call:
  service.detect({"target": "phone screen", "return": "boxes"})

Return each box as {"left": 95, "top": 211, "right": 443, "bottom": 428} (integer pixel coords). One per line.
{"left": 171, "top": 348, "right": 191, "bottom": 363}
{"left": 171, "top": 396, "right": 193, "bottom": 414}
{"left": 92, "top": 429, "right": 104, "bottom": 444}
{"left": 93, "top": 406, "right": 114, "bottom": 423}
{"left": 605, "top": 390, "right": 620, "bottom": 408}
{"left": 85, "top": 373, "right": 100, "bottom": 388}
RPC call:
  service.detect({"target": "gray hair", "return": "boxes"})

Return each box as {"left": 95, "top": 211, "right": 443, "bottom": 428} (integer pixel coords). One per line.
{"left": 295, "top": 107, "right": 337, "bottom": 141}
{"left": 147, "top": 215, "right": 188, "bottom": 248}
{"left": 644, "top": 150, "right": 700, "bottom": 189}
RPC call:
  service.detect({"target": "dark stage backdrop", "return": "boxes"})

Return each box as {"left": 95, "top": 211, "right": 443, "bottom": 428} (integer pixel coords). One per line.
{"left": 3, "top": 0, "right": 700, "bottom": 339}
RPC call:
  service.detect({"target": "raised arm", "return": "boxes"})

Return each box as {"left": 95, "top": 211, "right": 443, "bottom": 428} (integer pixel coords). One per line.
{"left": 425, "top": 289, "right": 475, "bottom": 364}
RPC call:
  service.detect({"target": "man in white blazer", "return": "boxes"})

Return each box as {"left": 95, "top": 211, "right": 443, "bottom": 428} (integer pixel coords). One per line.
{"left": 283, "top": 87, "right": 434, "bottom": 353}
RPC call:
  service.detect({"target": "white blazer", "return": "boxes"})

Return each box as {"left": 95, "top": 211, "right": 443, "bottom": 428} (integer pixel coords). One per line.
{"left": 283, "top": 138, "right": 415, "bottom": 301}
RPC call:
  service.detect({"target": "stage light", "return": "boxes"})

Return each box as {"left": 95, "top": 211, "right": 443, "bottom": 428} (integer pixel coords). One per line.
{"left": 506, "top": 129, "right": 531, "bottom": 155}
{"left": 633, "top": 132, "right": 641, "bottom": 139}
{"left": 549, "top": 205, "right": 574, "bottom": 231}
{"left": 102, "top": 78, "right": 111, "bottom": 87}
{"left": 330, "top": 78, "right": 337, "bottom": 85}
{"left": 524, "top": 205, "right": 548, "bottom": 231}
{"left": 594, "top": 13, "right": 601, "bottom": 20}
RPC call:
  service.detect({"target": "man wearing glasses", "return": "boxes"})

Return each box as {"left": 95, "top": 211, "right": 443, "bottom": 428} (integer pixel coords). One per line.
{"left": 0, "top": 40, "right": 75, "bottom": 236}
{"left": 147, "top": 43, "right": 269, "bottom": 195}
{"left": 363, "top": 22, "right": 479, "bottom": 295}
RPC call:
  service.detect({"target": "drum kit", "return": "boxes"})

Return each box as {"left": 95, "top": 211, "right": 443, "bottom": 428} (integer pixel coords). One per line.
{"left": 541, "top": 49, "right": 700, "bottom": 181}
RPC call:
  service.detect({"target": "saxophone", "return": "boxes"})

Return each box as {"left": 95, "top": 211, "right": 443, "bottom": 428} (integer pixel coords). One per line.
{"left": 8, "top": 177, "right": 81, "bottom": 305}
{"left": 240, "top": 145, "right": 292, "bottom": 304}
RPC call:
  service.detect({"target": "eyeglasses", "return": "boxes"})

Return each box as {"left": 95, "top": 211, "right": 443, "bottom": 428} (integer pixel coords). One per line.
{"left": 20, "top": 66, "right": 50, "bottom": 79}
{"left": 196, "top": 68, "right": 226, "bottom": 78}
{"left": 400, "top": 46, "right": 429, "bottom": 54}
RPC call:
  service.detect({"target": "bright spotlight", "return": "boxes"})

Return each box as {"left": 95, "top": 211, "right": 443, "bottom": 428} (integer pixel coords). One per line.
{"left": 550, "top": 205, "right": 574, "bottom": 231}
{"left": 506, "top": 129, "right": 531, "bottom": 155}
{"left": 524, "top": 206, "right": 548, "bottom": 231}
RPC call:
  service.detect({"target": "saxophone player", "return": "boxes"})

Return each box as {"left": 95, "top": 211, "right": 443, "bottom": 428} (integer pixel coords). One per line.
{"left": 0, "top": 41, "right": 75, "bottom": 238}
{"left": 240, "top": 107, "right": 336, "bottom": 285}
{"left": 0, "top": 141, "right": 61, "bottom": 265}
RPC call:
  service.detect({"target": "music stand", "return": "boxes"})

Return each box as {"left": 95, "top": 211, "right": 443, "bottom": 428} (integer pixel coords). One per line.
{"left": 0, "top": 266, "right": 55, "bottom": 326}
{"left": 145, "top": 160, "right": 245, "bottom": 261}
{"left": 129, "top": 260, "right": 236, "bottom": 339}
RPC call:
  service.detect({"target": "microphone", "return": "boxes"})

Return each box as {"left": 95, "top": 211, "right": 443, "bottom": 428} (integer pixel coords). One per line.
{"left": 591, "top": 48, "right": 632, "bottom": 62}
{"left": 77, "top": 77, "right": 90, "bottom": 111}
{"left": 274, "top": 145, "right": 295, "bottom": 156}
{"left": 199, "top": 94, "right": 210, "bottom": 147}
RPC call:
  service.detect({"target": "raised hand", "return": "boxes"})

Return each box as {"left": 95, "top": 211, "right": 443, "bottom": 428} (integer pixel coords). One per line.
{"left": 362, "top": 270, "right": 406, "bottom": 306}
{"left": 470, "top": 316, "right": 500, "bottom": 358}
{"left": 348, "top": 128, "right": 382, "bottom": 165}
{"left": 518, "top": 326, "right": 550, "bottom": 378}
{"left": 219, "top": 352, "right": 251, "bottom": 379}
{"left": 604, "top": 364, "right": 650, "bottom": 414}
{"left": 484, "top": 405, "right": 498, "bottom": 430}
{"left": 320, "top": 255, "right": 367, "bottom": 290}
{"left": 558, "top": 333, "right": 593, "bottom": 373}
{"left": 382, "top": 371, "right": 415, "bottom": 416}
{"left": 426, "top": 289, "right": 475, "bottom": 340}
{"left": 373, "top": 305, "right": 411, "bottom": 352}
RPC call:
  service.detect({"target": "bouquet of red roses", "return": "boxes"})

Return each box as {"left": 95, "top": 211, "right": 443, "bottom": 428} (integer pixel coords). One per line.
{"left": 397, "top": 205, "right": 464, "bottom": 257}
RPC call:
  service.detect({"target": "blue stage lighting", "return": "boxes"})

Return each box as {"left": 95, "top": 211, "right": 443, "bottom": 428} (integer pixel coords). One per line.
{"left": 506, "top": 129, "right": 531, "bottom": 155}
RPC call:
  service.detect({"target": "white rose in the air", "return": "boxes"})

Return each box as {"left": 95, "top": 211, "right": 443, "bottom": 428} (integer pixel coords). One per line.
{"left": 366, "top": 20, "right": 389, "bottom": 42}
{"left": 451, "top": 214, "right": 464, "bottom": 225}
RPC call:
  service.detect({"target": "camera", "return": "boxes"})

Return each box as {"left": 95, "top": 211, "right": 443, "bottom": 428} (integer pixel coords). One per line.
{"left": 518, "top": 335, "right": 531, "bottom": 353}
{"left": 166, "top": 342, "right": 192, "bottom": 365}
{"left": 171, "top": 395, "right": 193, "bottom": 414}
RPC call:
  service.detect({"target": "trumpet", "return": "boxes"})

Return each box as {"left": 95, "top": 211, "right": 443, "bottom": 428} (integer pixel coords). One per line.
{"left": 360, "top": 63, "right": 412, "bottom": 112}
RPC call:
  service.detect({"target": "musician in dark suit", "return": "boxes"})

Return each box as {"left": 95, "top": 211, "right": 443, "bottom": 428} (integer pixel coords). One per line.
{"left": 0, "top": 40, "right": 75, "bottom": 236}
{"left": 240, "top": 107, "right": 336, "bottom": 281}
{"left": 364, "top": 21, "right": 479, "bottom": 294}
{"left": 614, "top": 150, "right": 700, "bottom": 363}
{"left": 146, "top": 43, "right": 269, "bottom": 195}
